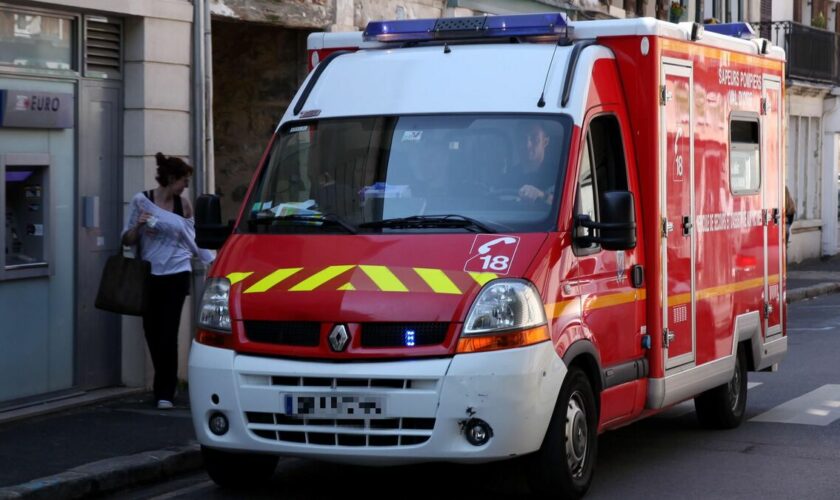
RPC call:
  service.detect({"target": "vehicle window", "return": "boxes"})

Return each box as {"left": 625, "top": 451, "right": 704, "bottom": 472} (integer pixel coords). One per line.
{"left": 241, "top": 114, "right": 572, "bottom": 234}
{"left": 730, "top": 117, "right": 760, "bottom": 194}
{"left": 576, "top": 136, "right": 596, "bottom": 241}
{"left": 575, "top": 114, "right": 629, "bottom": 249}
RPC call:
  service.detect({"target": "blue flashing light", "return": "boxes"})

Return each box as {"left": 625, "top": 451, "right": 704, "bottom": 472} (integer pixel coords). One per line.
{"left": 363, "top": 13, "right": 569, "bottom": 43}
{"left": 404, "top": 329, "right": 416, "bottom": 347}
{"left": 703, "top": 22, "right": 756, "bottom": 39}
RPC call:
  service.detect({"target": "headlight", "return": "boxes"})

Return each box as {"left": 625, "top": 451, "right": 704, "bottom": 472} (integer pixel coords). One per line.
{"left": 198, "top": 278, "right": 231, "bottom": 332}
{"left": 463, "top": 279, "right": 547, "bottom": 335}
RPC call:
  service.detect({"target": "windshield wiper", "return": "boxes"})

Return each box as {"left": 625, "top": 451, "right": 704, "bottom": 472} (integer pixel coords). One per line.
{"left": 358, "top": 214, "right": 496, "bottom": 233}
{"left": 249, "top": 212, "right": 357, "bottom": 234}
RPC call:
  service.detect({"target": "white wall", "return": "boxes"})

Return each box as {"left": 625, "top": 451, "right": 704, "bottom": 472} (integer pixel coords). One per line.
{"left": 41, "top": 0, "right": 192, "bottom": 21}
{"left": 772, "top": 0, "right": 792, "bottom": 21}
{"left": 822, "top": 95, "right": 840, "bottom": 256}
{"left": 120, "top": 11, "right": 195, "bottom": 389}
{"left": 786, "top": 95, "right": 825, "bottom": 262}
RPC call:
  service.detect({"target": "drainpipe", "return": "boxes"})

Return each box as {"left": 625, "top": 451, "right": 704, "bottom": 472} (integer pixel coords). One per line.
{"left": 204, "top": 0, "right": 215, "bottom": 195}
{"left": 191, "top": 0, "right": 214, "bottom": 336}
{"left": 192, "top": 0, "right": 205, "bottom": 195}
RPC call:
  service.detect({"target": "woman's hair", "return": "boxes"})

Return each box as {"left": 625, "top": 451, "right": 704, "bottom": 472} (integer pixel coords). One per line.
{"left": 155, "top": 152, "right": 194, "bottom": 186}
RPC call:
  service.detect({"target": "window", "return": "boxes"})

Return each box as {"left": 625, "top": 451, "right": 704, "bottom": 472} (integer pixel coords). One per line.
{"left": 703, "top": 0, "right": 745, "bottom": 23}
{"left": 730, "top": 117, "right": 760, "bottom": 194}
{"left": 242, "top": 114, "right": 573, "bottom": 234}
{"left": 575, "top": 114, "right": 629, "bottom": 249}
{"left": 0, "top": 9, "right": 75, "bottom": 71}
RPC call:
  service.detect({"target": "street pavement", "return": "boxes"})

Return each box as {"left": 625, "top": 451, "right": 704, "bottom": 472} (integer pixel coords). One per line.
{"left": 1, "top": 254, "right": 839, "bottom": 499}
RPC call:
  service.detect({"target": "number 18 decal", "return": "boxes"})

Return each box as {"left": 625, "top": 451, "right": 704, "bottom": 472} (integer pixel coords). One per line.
{"left": 464, "top": 235, "right": 520, "bottom": 275}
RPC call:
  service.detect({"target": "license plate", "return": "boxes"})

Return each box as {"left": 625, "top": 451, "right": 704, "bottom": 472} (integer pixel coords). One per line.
{"left": 283, "top": 394, "right": 386, "bottom": 419}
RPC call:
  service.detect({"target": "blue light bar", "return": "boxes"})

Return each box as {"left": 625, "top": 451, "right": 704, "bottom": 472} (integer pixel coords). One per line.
{"left": 703, "top": 22, "right": 756, "bottom": 39}
{"left": 363, "top": 13, "right": 569, "bottom": 43}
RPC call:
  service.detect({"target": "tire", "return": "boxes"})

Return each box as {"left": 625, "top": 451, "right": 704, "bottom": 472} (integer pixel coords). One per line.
{"left": 202, "top": 446, "right": 278, "bottom": 489}
{"left": 694, "top": 347, "right": 748, "bottom": 429}
{"left": 527, "top": 367, "right": 598, "bottom": 499}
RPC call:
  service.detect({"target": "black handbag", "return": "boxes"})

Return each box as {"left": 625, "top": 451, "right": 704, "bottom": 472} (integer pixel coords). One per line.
{"left": 95, "top": 248, "right": 151, "bottom": 316}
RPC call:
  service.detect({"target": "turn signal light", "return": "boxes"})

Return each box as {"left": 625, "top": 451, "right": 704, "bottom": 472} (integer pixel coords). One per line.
{"left": 196, "top": 329, "right": 235, "bottom": 349}
{"left": 456, "top": 325, "right": 550, "bottom": 354}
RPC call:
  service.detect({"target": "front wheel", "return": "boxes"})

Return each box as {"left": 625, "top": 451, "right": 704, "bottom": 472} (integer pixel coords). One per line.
{"left": 527, "top": 367, "right": 598, "bottom": 499}
{"left": 694, "top": 346, "right": 748, "bottom": 429}
{"left": 202, "top": 446, "right": 278, "bottom": 489}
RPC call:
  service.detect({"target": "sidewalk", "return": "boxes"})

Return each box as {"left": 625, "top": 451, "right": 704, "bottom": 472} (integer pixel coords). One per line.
{"left": 1, "top": 255, "right": 839, "bottom": 499}
{"left": 0, "top": 391, "right": 200, "bottom": 499}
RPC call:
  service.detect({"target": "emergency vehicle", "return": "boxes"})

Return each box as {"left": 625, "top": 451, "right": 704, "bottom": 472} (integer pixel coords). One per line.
{"left": 189, "top": 13, "right": 788, "bottom": 497}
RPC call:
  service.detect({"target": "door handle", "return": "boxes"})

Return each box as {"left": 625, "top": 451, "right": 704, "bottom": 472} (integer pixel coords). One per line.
{"left": 682, "top": 216, "right": 692, "bottom": 236}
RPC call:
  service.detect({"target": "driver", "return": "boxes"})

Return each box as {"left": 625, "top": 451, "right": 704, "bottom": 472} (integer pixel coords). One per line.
{"left": 508, "top": 122, "right": 555, "bottom": 204}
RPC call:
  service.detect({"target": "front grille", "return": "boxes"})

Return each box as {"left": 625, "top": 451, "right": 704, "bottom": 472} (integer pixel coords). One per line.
{"left": 360, "top": 323, "right": 448, "bottom": 348}
{"left": 241, "top": 375, "right": 439, "bottom": 391}
{"left": 244, "top": 321, "right": 320, "bottom": 347}
{"left": 246, "top": 412, "right": 435, "bottom": 447}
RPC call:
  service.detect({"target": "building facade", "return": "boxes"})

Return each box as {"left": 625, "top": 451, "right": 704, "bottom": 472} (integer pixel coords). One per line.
{"left": 0, "top": 0, "right": 197, "bottom": 409}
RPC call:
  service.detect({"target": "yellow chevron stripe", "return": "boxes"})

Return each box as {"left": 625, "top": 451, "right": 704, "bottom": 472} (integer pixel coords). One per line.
{"left": 359, "top": 265, "right": 408, "bottom": 292}
{"left": 244, "top": 268, "right": 303, "bottom": 294}
{"left": 227, "top": 272, "right": 253, "bottom": 285}
{"left": 289, "top": 265, "right": 355, "bottom": 292}
{"left": 337, "top": 282, "right": 356, "bottom": 291}
{"left": 468, "top": 272, "right": 498, "bottom": 286}
{"left": 414, "top": 268, "right": 461, "bottom": 294}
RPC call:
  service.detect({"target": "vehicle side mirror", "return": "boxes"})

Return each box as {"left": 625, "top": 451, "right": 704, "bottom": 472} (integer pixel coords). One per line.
{"left": 195, "top": 194, "right": 232, "bottom": 249}
{"left": 575, "top": 191, "right": 637, "bottom": 251}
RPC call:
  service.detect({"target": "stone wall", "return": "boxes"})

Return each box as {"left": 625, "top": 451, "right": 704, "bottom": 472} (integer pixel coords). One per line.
{"left": 210, "top": 0, "right": 334, "bottom": 28}
{"left": 355, "top": 0, "right": 445, "bottom": 26}
{"left": 212, "top": 20, "right": 312, "bottom": 221}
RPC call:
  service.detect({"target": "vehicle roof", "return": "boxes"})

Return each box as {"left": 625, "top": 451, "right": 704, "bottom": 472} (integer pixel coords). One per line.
{"left": 307, "top": 17, "right": 785, "bottom": 61}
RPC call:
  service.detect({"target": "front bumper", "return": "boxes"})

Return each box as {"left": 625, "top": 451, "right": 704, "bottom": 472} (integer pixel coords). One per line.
{"left": 188, "top": 340, "right": 565, "bottom": 465}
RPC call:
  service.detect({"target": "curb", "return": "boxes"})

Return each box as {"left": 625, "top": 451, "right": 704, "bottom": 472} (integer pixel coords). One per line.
{"left": 787, "top": 282, "right": 840, "bottom": 303}
{"left": 0, "top": 444, "right": 202, "bottom": 499}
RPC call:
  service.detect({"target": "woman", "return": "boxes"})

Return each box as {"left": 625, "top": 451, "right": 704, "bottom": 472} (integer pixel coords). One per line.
{"left": 122, "top": 153, "right": 211, "bottom": 409}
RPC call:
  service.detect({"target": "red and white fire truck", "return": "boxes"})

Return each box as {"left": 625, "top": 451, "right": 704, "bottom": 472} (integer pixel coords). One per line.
{"left": 190, "top": 13, "right": 788, "bottom": 497}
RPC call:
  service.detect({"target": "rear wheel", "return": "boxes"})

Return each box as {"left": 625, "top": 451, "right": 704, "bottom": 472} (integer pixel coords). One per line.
{"left": 527, "top": 367, "right": 598, "bottom": 499}
{"left": 202, "top": 446, "right": 278, "bottom": 488}
{"left": 694, "top": 346, "right": 748, "bottom": 429}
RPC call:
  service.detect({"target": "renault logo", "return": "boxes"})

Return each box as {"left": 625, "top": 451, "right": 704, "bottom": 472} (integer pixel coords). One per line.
{"left": 328, "top": 324, "right": 350, "bottom": 352}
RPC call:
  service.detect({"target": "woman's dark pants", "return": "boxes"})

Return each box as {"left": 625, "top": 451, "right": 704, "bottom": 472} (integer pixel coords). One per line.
{"left": 142, "top": 271, "right": 190, "bottom": 402}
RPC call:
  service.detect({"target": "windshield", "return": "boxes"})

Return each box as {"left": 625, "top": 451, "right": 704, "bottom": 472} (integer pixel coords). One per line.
{"left": 240, "top": 114, "right": 571, "bottom": 234}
